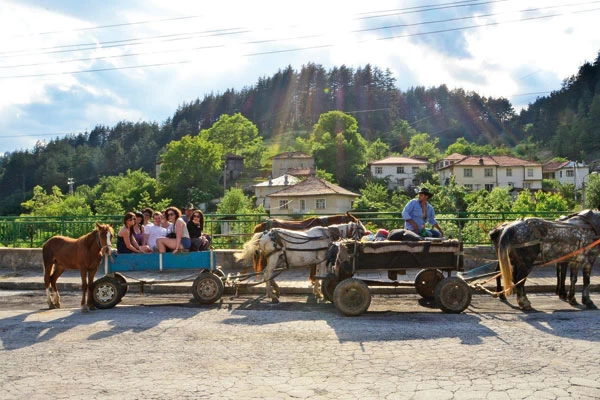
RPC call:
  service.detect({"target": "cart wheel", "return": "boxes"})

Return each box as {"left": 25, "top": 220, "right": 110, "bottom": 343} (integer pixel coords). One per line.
{"left": 192, "top": 272, "right": 224, "bottom": 304}
{"left": 321, "top": 275, "right": 339, "bottom": 303}
{"left": 414, "top": 269, "right": 444, "bottom": 299}
{"left": 435, "top": 277, "right": 472, "bottom": 313}
{"left": 333, "top": 278, "right": 371, "bottom": 316}
{"left": 113, "top": 272, "right": 128, "bottom": 299}
{"left": 92, "top": 277, "right": 122, "bottom": 309}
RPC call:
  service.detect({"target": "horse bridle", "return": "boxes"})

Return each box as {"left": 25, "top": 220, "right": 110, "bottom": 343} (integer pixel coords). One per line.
{"left": 95, "top": 229, "right": 113, "bottom": 255}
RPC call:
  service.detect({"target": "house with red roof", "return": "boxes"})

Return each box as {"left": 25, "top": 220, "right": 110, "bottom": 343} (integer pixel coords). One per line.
{"left": 542, "top": 160, "right": 589, "bottom": 190}
{"left": 437, "top": 154, "right": 543, "bottom": 191}
{"left": 266, "top": 176, "right": 359, "bottom": 214}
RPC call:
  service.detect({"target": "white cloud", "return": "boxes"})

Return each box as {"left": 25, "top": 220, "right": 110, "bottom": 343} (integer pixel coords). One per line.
{"left": 0, "top": 0, "right": 599, "bottom": 153}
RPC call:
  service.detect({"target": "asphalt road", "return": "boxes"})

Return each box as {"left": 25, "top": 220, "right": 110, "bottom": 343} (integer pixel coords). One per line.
{"left": 1, "top": 291, "right": 599, "bottom": 399}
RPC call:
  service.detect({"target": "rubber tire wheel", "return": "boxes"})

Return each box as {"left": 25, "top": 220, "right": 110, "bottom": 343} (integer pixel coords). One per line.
{"left": 113, "top": 272, "right": 128, "bottom": 299}
{"left": 321, "top": 276, "right": 339, "bottom": 303}
{"left": 415, "top": 269, "right": 444, "bottom": 299}
{"left": 92, "top": 277, "right": 122, "bottom": 309}
{"left": 435, "top": 277, "right": 472, "bottom": 313}
{"left": 333, "top": 278, "right": 371, "bottom": 316}
{"left": 192, "top": 272, "right": 224, "bottom": 304}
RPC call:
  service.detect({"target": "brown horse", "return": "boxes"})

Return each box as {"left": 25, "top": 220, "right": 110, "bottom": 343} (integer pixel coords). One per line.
{"left": 252, "top": 212, "right": 358, "bottom": 234}
{"left": 42, "top": 222, "right": 114, "bottom": 312}
{"left": 249, "top": 212, "right": 360, "bottom": 297}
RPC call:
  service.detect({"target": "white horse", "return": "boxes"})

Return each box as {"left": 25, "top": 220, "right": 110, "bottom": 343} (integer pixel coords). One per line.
{"left": 235, "top": 221, "right": 366, "bottom": 302}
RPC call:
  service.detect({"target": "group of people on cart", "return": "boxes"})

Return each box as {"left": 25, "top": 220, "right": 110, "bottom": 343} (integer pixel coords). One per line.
{"left": 116, "top": 203, "right": 210, "bottom": 254}
{"left": 115, "top": 187, "right": 442, "bottom": 255}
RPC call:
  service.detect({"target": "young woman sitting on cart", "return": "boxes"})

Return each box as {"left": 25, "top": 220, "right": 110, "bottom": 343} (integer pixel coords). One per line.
{"left": 187, "top": 209, "right": 209, "bottom": 251}
{"left": 117, "top": 212, "right": 153, "bottom": 253}
{"left": 156, "top": 206, "right": 191, "bottom": 253}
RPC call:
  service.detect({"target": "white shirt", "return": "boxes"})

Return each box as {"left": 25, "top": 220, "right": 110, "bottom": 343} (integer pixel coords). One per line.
{"left": 145, "top": 224, "right": 167, "bottom": 249}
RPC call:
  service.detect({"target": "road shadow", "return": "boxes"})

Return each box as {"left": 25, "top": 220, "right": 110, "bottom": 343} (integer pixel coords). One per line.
{"left": 220, "top": 295, "right": 496, "bottom": 345}
{"left": 0, "top": 304, "right": 206, "bottom": 351}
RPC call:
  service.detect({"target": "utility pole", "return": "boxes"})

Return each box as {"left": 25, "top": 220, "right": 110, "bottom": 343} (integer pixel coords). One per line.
{"left": 67, "top": 178, "right": 74, "bottom": 195}
{"left": 223, "top": 159, "right": 227, "bottom": 197}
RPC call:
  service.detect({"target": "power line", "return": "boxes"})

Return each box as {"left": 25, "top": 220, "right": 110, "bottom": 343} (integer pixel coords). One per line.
{"left": 356, "top": 0, "right": 510, "bottom": 19}
{"left": 2, "top": 0, "right": 590, "bottom": 60}
{"left": 1, "top": 3, "right": 597, "bottom": 79}
{"left": 6, "top": 15, "right": 203, "bottom": 38}
{"left": 2, "top": 2, "right": 577, "bottom": 69}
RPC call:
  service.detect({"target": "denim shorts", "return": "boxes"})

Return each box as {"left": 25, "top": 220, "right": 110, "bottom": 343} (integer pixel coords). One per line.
{"left": 180, "top": 237, "right": 191, "bottom": 249}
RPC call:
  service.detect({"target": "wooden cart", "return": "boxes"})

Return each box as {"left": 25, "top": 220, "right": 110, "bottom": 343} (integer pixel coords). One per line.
{"left": 322, "top": 238, "right": 470, "bottom": 316}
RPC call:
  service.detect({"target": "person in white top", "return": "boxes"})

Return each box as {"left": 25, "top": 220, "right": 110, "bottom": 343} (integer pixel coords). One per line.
{"left": 143, "top": 211, "right": 168, "bottom": 252}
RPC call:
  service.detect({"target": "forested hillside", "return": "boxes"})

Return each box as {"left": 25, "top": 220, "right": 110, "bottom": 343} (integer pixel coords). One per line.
{"left": 1, "top": 52, "right": 599, "bottom": 215}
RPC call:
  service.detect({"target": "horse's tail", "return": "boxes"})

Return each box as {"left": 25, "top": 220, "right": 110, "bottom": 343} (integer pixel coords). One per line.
{"left": 254, "top": 251, "right": 267, "bottom": 274}
{"left": 234, "top": 232, "right": 263, "bottom": 264}
{"left": 497, "top": 226, "right": 515, "bottom": 296}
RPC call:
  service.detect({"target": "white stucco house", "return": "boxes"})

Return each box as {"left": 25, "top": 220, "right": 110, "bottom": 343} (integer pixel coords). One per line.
{"left": 437, "top": 154, "right": 543, "bottom": 191}
{"left": 266, "top": 176, "right": 359, "bottom": 215}
{"left": 369, "top": 156, "right": 429, "bottom": 190}
{"left": 542, "top": 160, "right": 589, "bottom": 190}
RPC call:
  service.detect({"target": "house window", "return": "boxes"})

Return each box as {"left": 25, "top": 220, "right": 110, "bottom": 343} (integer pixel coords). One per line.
{"left": 566, "top": 170, "right": 574, "bottom": 177}
{"left": 527, "top": 168, "right": 534, "bottom": 177}
{"left": 484, "top": 168, "right": 493, "bottom": 177}
{"left": 485, "top": 184, "right": 494, "bottom": 191}
{"left": 315, "top": 198, "right": 326, "bottom": 209}
{"left": 397, "top": 166, "right": 404, "bottom": 174}
{"left": 559, "top": 171, "right": 563, "bottom": 178}
{"left": 397, "top": 178, "right": 405, "bottom": 186}
{"left": 412, "top": 167, "right": 419, "bottom": 173}
{"left": 279, "top": 200, "right": 288, "bottom": 209}
{"left": 464, "top": 184, "right": 473, "bottom": 190}
{"left": 524, "top": 182, "right": 532, "bottom": 189}
{"left": 464, "top": 169, "right": 473, "bottom": 177}
{"left": 506, "top": 168, "right": 512, "bottom": 177}
{"left": 299, "top": 199, "right": 306, "bottom": 211}
{"left": 375, "top": 166, "right": 382, "bottom": 175}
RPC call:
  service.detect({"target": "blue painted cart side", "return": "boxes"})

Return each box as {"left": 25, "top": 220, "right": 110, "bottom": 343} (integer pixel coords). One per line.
{"left": 103, "top": 251, "right": 217, "bottom": 274}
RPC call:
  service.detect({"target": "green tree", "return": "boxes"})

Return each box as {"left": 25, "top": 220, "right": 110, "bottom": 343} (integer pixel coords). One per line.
{"left": 510, "top": 190, "right": 537, "bottom": 214}
{"left": 402, "top": 133, "right": 442, "bottom": 163}
{"left": 533, "top": 191, "right": 569, "bottom": 212}
{"left": 93, "top": 169, "right": 160, "bottom": 215}
{"left": 217, "top": 188, "right": 256, "bottom": 215}
{"left": 584, "top": 173, "right": 600, "bottom": 209}
{"left": 446, "top": 137, "right": 472, "bottom": 155}
{"left": 353, "top": 181, "right": 389, "bottom": 211}
{"left": 21, "top": 185, "right": 92, "bottom": 216}
{"left": 216, "top": 188, "right": 264, "bottom": 245}
{"left": 366, "top": 138, "right": 390, "bottom": 161}
{"left": 158, "top": 132, "right": 224, "bottom": 206}
{"left": 204, "top": 113, "right": 266, "bottom": 169}
{"left": 308, "top": 111, "right": 368, "bottom": 188}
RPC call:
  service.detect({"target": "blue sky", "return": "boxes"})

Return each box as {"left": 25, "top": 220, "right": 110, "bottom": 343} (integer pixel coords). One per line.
{"left": 1, "top": 0, "right": 599, "bottom": 154}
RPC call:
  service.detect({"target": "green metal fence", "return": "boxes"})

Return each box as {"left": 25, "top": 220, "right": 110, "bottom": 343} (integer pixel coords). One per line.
{"left": 0, "top": 211, "right": 570, "bottom": 249}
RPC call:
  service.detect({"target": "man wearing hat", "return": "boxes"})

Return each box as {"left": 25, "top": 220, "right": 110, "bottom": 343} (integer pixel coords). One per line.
{"left": 402, "top": 187, "right": 443, "bottom": 238}
{"left": 182, "top": 203, "right": 194, "bottom": 222}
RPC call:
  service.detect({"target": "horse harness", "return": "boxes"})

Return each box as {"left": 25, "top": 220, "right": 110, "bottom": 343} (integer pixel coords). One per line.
{"left": 263, "top": 224, "right": 358, "bottom": 269}
{"left": 511, "top": 217, "right": 599, "bottom": 266}
{"left": 94, "top": 229, "right": 112, "bottom": 255}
